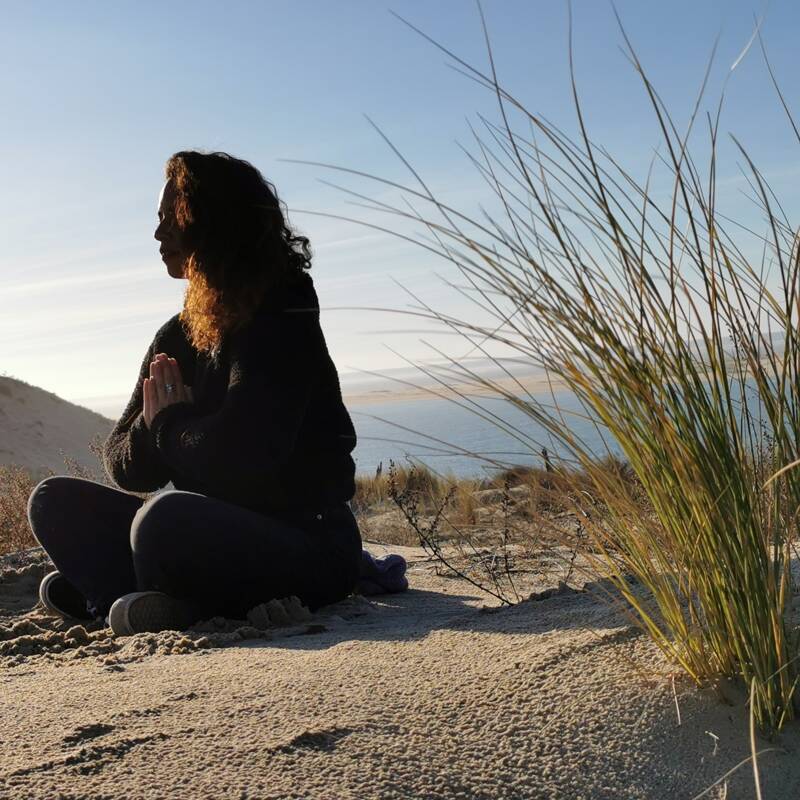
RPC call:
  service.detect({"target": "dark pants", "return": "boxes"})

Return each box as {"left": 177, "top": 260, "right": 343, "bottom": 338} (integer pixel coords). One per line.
{"left": 26, "top": 476, "right": 363, "bottom": 621}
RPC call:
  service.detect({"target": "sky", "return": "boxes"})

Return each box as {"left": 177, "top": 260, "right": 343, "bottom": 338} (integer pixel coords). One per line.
{"left": 3, "top": 0, "right": 800, "bottom": 418}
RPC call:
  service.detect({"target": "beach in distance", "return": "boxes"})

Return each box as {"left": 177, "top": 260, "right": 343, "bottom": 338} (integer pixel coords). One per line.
{"left": 340, "top": 360, "right": 562, "bottom": 406}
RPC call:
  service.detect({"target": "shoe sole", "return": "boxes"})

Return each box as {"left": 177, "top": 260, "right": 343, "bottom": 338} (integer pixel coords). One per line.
{"left": 108, "top": 592, "right": 193, "bottom": 636}
{"left": 38, "top": 570, "right": 93, "bottom": 620}
{"left": 39, "top": 571, "right": 65, "bottom": 616}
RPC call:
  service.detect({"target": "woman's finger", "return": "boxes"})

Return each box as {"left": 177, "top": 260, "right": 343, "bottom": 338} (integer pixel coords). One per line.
{"left": 143, "top": 377, "right": 155, "bottom": 428}
{"left": 155, "top": 354, "right": 183, "bottom": 398}
{"left": 150, "top": 359, "right": 167, "bottom": 408}
{"left": 166, "top": 357, "right": 187, "bottom": 403}
{"left": 149, "top": 354, "right": 193, "bottom": 413}
{"left": 162, "top": 358, "right": 184, "bottom": 404}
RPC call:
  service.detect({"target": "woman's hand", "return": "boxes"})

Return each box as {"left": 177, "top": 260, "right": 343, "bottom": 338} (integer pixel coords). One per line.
{"left": 143, "top": 353, "right": 194, "bottom": 429}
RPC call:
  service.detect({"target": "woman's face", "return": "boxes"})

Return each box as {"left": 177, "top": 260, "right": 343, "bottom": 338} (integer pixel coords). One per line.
{"left": 154, "top": 180, "right": 189, "bottom": 279}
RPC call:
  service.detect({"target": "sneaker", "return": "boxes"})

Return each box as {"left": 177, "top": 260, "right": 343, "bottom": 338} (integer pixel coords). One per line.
{"left": 39, "top": 571, "right": 94, "bottom": 620}
{"left": 108, "top": 591, "right": 194, "bottom": 636}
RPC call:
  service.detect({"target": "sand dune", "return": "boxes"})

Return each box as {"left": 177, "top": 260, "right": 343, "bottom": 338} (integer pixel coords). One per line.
{"left": 342, "top": 371, "right": 566, "bottom": 407}
{"left": 0, "top": 375, "right": 114, "bottom": 478}
{"left": 2, "top": 544, "right": 798, "bottom": 799}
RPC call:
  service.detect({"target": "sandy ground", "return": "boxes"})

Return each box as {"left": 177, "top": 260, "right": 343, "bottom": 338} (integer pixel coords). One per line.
{"left": 2, "top": 543, "right": 800, "bottom": 799}
{"left": 342, "top": 372, "right": 564, "bottom": 407}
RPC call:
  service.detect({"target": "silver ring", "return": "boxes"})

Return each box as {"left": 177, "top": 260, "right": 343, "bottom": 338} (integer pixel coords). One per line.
{"left": 165, "top": 383, "right": 174, "bottom": 394}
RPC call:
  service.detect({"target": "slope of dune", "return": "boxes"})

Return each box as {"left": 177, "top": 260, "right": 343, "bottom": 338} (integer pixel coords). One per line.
{"left": 0, "top": 375, "right": 115, "bottom": 478}
{"left": 2, "top": 543, "right": 800, "bottom": 799}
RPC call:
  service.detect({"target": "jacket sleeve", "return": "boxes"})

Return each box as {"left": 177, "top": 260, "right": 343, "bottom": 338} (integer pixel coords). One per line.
{"left": 102, "top": 336, "right": 173, "bottom": 493}
{"left": 147, "top": 311, "right": 319, "bottom": 506}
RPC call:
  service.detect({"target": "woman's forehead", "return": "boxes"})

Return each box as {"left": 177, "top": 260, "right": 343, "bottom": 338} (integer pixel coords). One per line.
{"left": 158, "top": 179, "right": 175, "bottom": 209}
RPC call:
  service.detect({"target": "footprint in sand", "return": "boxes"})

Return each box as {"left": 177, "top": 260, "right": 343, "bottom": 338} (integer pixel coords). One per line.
{"left": 273, "top": 725, "right": 353, "bottom": 754}
{"left": 62, "top": 722, "right": 115, "bottom": 746}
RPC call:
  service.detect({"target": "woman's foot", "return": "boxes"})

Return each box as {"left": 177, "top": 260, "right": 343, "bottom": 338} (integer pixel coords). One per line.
{"left": 39, "top": 571, "right": 94, "bottom": 620}
{"left": 108, "top": 591, "right": 194, "bottom": 636}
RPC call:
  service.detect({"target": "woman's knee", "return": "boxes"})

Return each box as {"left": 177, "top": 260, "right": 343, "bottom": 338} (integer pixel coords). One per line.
{"left": 131, "top": 491, "right": 199, "bottom": 591}
{"left": 130, "top": 491, "right": 190, "bottom": 556}
{"left": 26, "top": 476, "right": 80, "bottom": 544}
{"left": 27, "top": 475, "right": 112, "bottom": 519}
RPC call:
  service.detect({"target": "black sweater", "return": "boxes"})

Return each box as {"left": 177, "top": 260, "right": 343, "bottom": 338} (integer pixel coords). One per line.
{"left": 102, "top": 272, "right": 357, "bottom": 513}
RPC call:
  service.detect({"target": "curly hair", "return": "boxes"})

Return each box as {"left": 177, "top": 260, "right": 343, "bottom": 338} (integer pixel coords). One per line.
{"left": 164, "top": 150, "right": 312, "bottom": 356}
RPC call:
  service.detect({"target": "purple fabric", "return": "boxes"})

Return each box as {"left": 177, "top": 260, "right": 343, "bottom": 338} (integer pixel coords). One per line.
{"left": 357, "top": 550, "right": 408, "bottom": 596}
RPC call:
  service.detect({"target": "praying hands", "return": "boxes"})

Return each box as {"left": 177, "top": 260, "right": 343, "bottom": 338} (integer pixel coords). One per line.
{"left": 143, "top": 353, "right": 193, "bottom": 429}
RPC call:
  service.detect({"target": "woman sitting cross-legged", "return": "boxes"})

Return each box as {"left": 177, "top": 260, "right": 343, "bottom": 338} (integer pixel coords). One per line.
{"left": 26, "top": 149, "right": 363, "bottom": 635}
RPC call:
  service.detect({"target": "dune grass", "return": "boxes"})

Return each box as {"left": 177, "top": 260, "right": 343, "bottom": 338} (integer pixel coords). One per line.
{"left": 295, "top": 7, "right": 800, "bottom": 730}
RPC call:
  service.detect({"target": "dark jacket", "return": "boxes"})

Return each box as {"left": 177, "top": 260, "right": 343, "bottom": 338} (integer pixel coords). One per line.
{"left": 102, "top": 272, "right": 357, "bottom": 513}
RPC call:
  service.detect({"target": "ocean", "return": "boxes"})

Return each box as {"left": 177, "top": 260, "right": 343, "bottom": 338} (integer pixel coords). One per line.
{"left": 347, "top": 388, "right": 616, "bottom": 480}
{"left": 346, "top": 375, "right": 779, "bottom": 480}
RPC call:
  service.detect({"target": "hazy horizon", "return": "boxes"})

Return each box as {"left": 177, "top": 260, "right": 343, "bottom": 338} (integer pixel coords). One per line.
{"left": 51, "top": 354, "right": 546, "bottom": 420}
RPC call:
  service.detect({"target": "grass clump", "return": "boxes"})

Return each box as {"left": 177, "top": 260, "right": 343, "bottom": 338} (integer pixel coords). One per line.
{"left": 352, "top": 460, "right": 446, "bottom": 516}
{"left": 307, "top": 7, "right": 800, "bottom": 730}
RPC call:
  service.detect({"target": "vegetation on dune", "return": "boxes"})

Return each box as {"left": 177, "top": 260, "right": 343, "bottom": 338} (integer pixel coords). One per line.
{"left": 0, "top": 465, "right": 40, "bottom": 555}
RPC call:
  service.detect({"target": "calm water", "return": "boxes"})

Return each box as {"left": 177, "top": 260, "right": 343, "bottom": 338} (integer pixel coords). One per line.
{"left": 347, "top": 378, "right": 779, "bottom": 480}
{"left": 347, "top": 390, "right": 617, "bottom": 480}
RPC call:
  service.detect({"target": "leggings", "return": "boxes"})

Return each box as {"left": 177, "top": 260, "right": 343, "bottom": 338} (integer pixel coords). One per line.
{"left": 26, "top": 476, "right": 363, "bottom": 621}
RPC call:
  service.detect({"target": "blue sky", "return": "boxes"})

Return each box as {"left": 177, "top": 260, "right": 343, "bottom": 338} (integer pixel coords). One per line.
{"left": 2, "top": 0, "right": 798, "bottom": 417}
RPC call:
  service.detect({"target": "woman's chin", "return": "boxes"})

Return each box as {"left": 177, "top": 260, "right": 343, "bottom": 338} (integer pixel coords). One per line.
{"left": 165, "top": 261, "right": 186, "bottom": 279}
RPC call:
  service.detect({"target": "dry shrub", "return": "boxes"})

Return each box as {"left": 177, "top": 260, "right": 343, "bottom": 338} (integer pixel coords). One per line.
{"left": 0, "top": 465, "right": 41, "bottom": 556}
{"left": 353, "top": 461, "right": 446, "bottom": 516}
{"left": 0, "top": 434, "right": 122, "bottom": 558}
{"left": 447, "top": 478, "right": 482, "bottom": 526}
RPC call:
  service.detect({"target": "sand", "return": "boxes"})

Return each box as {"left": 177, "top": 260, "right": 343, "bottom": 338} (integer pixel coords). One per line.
{"left": 2, "top": 543, "right": 800, "bottom": 799}
{"left": 342, "top": 371, "right": 565, "bottom": 407}
{"left": 0, "top": 376, "right": 113, "bottom": 478}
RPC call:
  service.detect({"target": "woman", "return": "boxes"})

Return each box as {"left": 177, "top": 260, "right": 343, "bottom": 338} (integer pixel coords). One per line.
{"left": 26, "top": 150, "right": 363, "bottom": 636}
